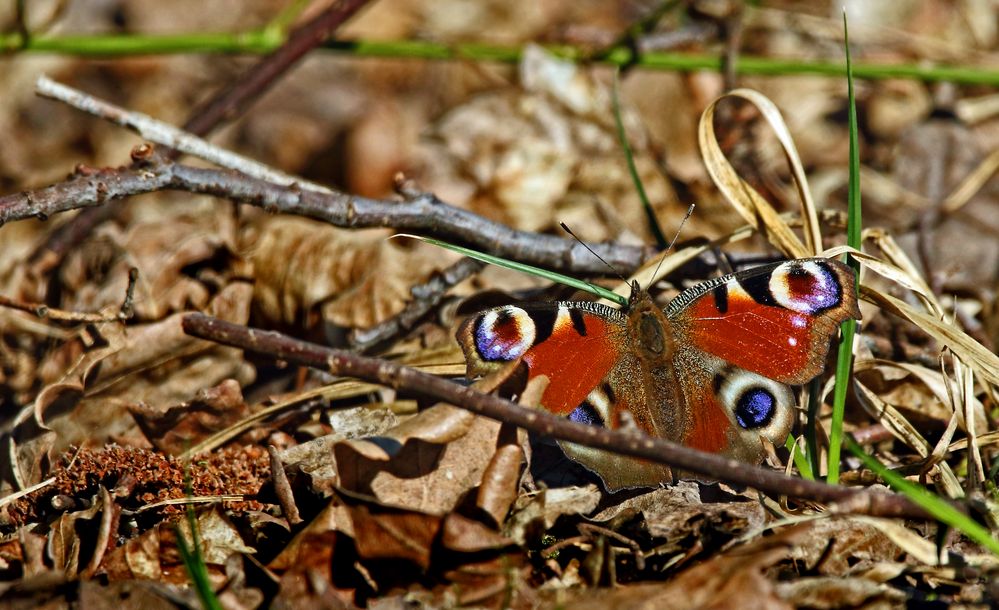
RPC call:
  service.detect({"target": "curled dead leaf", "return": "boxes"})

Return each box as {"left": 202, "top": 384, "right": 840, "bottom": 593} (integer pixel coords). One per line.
{"left": 128, "top": 379, "right": 251, "bottom": 454}
{"left": 243, "top": 216, "right": 450, "bottom": 335}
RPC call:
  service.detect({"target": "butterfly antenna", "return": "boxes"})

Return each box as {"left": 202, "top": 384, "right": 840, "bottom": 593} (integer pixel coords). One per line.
{"left": 650, "top": 203, "right": 695, "bottom": 283}
{"left": 559, "top": 222, "right": 629, "bottom": 284}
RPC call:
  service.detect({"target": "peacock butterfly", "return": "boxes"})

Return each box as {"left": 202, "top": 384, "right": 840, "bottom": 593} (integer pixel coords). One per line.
{"left": 457, "top": 257, "right": 861, "bottom": 489}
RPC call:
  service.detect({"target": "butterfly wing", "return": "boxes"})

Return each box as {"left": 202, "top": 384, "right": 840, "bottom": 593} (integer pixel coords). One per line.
{"left": 458, "top": 300, "right": 674, "bottom": 487}
{"left": 458, "top": 302, "right": 627, "bottom": 419}
{"left": 664, "top": 258, "right": 861, "bottom": 462}
{"left": 667, "top": 258, "right": 861, "bottom": 385}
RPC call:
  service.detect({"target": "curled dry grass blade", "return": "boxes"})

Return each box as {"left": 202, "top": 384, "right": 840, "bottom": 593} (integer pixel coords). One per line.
{"left": 697, "top": 88, "right": 822, "bottom": 259}
{"left": 846, "top": 436, "right": 999, "bottom": 556}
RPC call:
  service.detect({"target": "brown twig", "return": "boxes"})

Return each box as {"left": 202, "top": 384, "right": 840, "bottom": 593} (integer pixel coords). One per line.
{"left": 268, "top": 445, "right": 302, "bottom": 526}
{"left": 0, "top": 266, "right": 138, "bottom": 323}
{"left": 28, "top": 0, "right": 373, "bottom": 273}
{"left": 578, "top": 523, "right": 645, "bottom": 571}
{"left": 181, "top": 312, "right": 937, "bottom": 521}
{"left": 180, "top": 0, "right": 374, "bottom": 139}
{"left": 0, "top": 158, "right": 651, "bottom": 275}
{"left": 350, "top": 257, "right": 485, "bottom": 352}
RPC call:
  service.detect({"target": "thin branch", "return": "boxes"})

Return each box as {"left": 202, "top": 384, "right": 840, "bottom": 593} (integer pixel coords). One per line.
{"left": 26, "top": 0, "right": 372, "bottom": 275}
{"left": 0, "top": 157, "right": 651, "bottom": 275}
{"left": 350, "top": 257, "right": 486, "bottom": 353}
{"left": 36, "top": 76, "right": 331, "bottom": 194}
{"left": 0, "top": 266, "right": 138, "bottom": 323}
{"left": 181, "top": 312, "right": 937, "bottom": 521}
{"left": 181, "top": 0, "right": 374, "bottom": 138}
{"left": 268, "top": 445, "right": 302, "bottom": 526}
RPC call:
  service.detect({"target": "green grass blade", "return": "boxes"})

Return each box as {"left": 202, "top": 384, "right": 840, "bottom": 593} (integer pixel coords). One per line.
{"left": 175, "top": 505, "right": 224, "bottom": 610}
{"left": 785, "top": 435, "right": 815, "bottom": 481}
{"left": 805, "top": 378, "right": 822, "bottom": 479}
{"left": 399, "top": 234, "right": 629, "bottom": 307}
{"left": 826, "top": 12, "right": 862, "bottom": 485}
{"left": 611, "top": 71, "right": 668, "bottom": 249}
{"left": 846, "top": 436, "right": 999, "bottom": 555}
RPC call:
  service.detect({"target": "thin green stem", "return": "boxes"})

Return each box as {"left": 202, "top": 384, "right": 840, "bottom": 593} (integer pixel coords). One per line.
{"left": 805, "top": 378, "right": 822, "bottom": 479}
{"left": 1, "top": 31, "right": 275, "bottom": 54}
{"left": 846, "top": 436, "right": 999, "bottom": 555}
{"left": 2, "top": 33, "right": 998, "bottom": 85}
{"left": 827, "top": 12, "right": 863, "bottom": 485}
{"left": 612, "top": 70, "right": 668, "bottom": 249}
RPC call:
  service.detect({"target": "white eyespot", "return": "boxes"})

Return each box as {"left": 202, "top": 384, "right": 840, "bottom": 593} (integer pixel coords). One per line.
{"left": 769, "top": 260, "right": 839, "bottom": 314}
{"left": 476, "top": 306, "right": 536, "bottom": 361}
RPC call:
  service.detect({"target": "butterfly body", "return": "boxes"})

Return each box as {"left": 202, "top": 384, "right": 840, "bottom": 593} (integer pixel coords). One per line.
{"left": 458, "top": 258, "right": 860, "bottom": 489}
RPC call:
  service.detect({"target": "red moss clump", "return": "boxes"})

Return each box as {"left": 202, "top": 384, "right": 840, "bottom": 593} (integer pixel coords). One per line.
{"left": 9, "top": 445, "right": 271, "bottom": 526}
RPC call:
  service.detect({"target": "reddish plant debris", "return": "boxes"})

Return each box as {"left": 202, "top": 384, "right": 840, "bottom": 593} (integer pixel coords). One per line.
{"left": 7, "top": 445, "right": 270, "bottom": 526}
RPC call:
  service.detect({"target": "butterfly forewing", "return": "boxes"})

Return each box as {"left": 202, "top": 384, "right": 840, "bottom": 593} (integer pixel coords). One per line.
{"left": 458, "top": 302, "right": 629, "bottom": 421}
{"left": 667, "top": 258, "right": 861, "bottom": 385}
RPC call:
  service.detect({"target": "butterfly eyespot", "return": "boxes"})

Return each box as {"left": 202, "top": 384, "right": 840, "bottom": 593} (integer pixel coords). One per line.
{"left": 474, "top": 307, "right": 536, "bottom": 362}
{"left": 734, "top": 387, "right": 776, "bottom": 429}
{"left": 716, "top": 367, "right": 793, "bottom": 434}
{"left": 770, "top": 260, "right": 842, "bottom": 314}
{"left": 569, "top": 402, "right": 604, "bottom": 427}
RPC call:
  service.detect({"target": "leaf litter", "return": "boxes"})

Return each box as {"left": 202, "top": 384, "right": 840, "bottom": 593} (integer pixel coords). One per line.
{"left": 1, "top": 1, "right": 999, "bottom": 608}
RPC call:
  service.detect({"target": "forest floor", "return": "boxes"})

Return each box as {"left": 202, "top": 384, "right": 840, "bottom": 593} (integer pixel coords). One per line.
{"left": 1, "top": 1, "right": 998, "bottom": 608}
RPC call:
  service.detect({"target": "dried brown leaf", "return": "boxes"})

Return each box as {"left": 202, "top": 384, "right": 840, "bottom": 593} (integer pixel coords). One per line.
{"left": 244, "top": 216, "right": 448, "bottom": 332}
{"left": 475, "top": 440, "right": 524, "bottom": 527}
{"left": 46, "top": 281, "right": 255, "bottom": 450}
{"left": 345, "top": 496, "right": 442, "bottom": 570}
{"left": 545, "top": 525, "right": 803, "bottom": 610}
{"left": 335, "top": 412, "right": 501, "bottom": 515}
{"left": 268, "top": 498, "right": 352, "bottom": 572}
{"left": 786, "top": 518, "right": 903, "bottom": 576}
{"left": 127, "top": 378, "right": 251, "bottom": 454}
{"left": 332, "top": 365, "right": 520, "bottom": 514}
{"left": 175, "top": 506, "right": 255, "bottom": 565}
{"left": 593, "top": 482, "right": 765, "bottom": 542}
{"left": 101, "top": 525, "right": 162, "bottom": 581}
{"left": 419, "top": 45, "right": 683, "bottom": 244}
{"left": 58, "top": 214, "right": 241, "bottom": 321}
{"left": 440, "top": 512, "right": 512, "bottom": 553}
{"left": 775, "top": 576, "right": 906, "bottom": 609}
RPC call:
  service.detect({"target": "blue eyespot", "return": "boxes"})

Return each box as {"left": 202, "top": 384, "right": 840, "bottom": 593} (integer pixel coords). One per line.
{"left": 569, "top": 403, "right": 604, "bottom": 427}
{"left": 735, "top": 388, "right": 776, "bottom": 429}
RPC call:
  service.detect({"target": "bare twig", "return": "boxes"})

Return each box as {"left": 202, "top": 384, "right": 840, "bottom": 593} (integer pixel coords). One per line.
{"left": 350, "top": 257, "right": 486, "bottom": 352}
{"left": 180, "top": 0, "right": 374, "bottom": 139}
{"left": 0, "top": 266, "right": 138, "bottom": 323}
{"left": 27, "top": 0, "right": 372, "bottom": 272}
{"left": 0, "top": 158, "right": 651, "bottom": 274}
{"left": 181, "top": 312, "right": 937, "bottom": 521}
{"left": 268, "top": 445, "right": 302, "bottom": 526}
{"left": 37, "top": 76, "right": 331, "bottom": 194}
